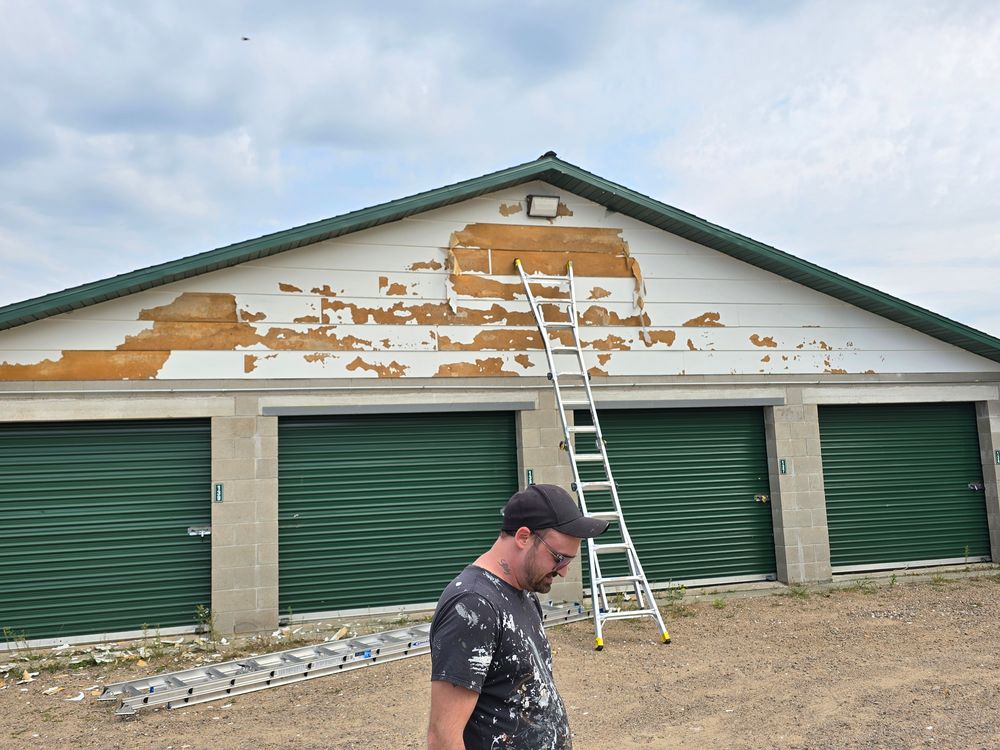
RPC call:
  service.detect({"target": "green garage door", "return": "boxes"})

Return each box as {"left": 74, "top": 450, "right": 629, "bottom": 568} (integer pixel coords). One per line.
{"left": 0, "top": 419, "right": 211, "bottom": 642}
{"left": 575, "top": 407, "right": 776, "bottom": 584}
{"left": 819, "top": 403, "right": 989, "bottom": 570}
{"left": 278, "top": 411, "right": 518, "bottom": 614}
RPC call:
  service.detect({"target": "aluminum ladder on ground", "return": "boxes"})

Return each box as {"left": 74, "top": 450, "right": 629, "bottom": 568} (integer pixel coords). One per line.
{"left": 99, "top": 602, "right": 588, "bottom": 716}
{"left": 515, "top": 258, "right": 671, "bottom": 650}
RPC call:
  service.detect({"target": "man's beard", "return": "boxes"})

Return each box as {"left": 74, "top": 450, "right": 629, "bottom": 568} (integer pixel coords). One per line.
{"left": 526, "top": 548, "right": 557, "bottom": 593}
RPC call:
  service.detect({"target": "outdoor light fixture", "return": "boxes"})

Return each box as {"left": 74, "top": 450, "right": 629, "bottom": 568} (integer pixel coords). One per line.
{"left": 526, "top": 194, "right": 560, "bottom": 218}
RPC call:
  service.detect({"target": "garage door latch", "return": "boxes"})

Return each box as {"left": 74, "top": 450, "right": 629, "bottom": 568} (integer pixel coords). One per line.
{"left": 754, "top": 494, "right": 769, "bottom": 504}
{"left": 968, "top": 482, "right": 985, "bottom": 492}
{"left": 187, "top": 525, "right": 212, "bottom": 537}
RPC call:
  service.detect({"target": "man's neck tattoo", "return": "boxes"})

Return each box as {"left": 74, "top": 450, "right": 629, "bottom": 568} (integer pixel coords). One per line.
{"left": 498, "top": 559, "right": 512, "bottom": 575}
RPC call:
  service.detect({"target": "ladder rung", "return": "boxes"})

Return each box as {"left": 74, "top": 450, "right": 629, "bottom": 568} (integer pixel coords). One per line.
{"left": 549, "top": 347, "right": 578, "bottom": 354}
{"left": 555, "top": 371, "right": 587, "bottom": 378}
{"left": 529, "top": 274, "right": 570, "bottom": 282}
{"left": 594, "top": 542, "right": 630, "bottom": 553}
{"left": 579, "top": 480, "right": 613, "bottom": 491}
{"left": 543, "top": 323, "right": 575, "bottom": 330}
{"left": 589, "top": 511, "right": 621, "bottom": 521}
{"left": 595, "top": 576, "right": 642, "bottom": 586}
{"left": 599, "top": 609, "right": 660, "bottom": 622}
{"left": 568, "top": 426, "right": 597, "bottom": 434}
{"left": 561, "top": 401, "right": 591, "bottom": 408}
{"left": 572, "top": 453, "right": 604, "bottom": 462}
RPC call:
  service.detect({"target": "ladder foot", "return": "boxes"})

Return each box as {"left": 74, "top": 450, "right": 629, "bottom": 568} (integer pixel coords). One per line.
{"left": 661, "top": 631, "right": 671, "bottom": 644}
{"left": 594, "top": 637, "right": 604, "bottom": 651}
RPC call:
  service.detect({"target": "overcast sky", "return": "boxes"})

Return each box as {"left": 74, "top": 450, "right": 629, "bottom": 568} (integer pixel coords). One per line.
{"left": 2, "top": 1, "right": 998, "bottom": 337}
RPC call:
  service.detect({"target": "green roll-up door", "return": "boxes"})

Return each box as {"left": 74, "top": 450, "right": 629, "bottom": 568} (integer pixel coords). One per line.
{"left": 575, "top": 407, "right": 775, "bottom": 584}
{"left": 0, "top": 419, "right": 211, "bottom": 642}
{"left": 819, "top": 403, "right": 989, "bottom": 569}
{"left": 278, "top": 411, "right": 518, "bottom": 614}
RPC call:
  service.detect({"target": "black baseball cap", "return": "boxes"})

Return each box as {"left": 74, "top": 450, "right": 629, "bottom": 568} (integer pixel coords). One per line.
{"left": 502, "top": 484, "right": 609, "bottom": 538}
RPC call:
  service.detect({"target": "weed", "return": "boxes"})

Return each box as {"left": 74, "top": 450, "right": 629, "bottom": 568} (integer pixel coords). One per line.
{"left": 964, "top": 544, "right": 971, "bottom": 563}
{"left": 712, "top": 598, "right": 727, "bottom": 610}
{"left": 929, "top": 574, "right": 950, "bottom": 587}
{"left": 783, "top": 585, "right": 810, "bottom": 600}
{"left": 840, "top": 577, "right": 878, "bottom": 595}
{"left": 660, "top": 584, "right": 696, "bottom": 618}
{"left": 889, "top": 574, "right": 897, "bottom": 587}
{"left": 194, "top": 604, "right": 219, "bottom": 642}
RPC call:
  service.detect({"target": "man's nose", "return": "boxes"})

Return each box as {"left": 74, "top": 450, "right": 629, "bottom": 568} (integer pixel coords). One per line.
{"left": 556, "top": 565, "right": 569, "bottom": 577}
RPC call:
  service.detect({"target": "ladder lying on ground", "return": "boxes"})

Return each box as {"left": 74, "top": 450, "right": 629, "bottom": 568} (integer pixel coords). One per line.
{"left": 515, "top": 258, "right": 671, "bottom": 650}
{"left": 100, "top": 603, "right": 588, "bottom": 716}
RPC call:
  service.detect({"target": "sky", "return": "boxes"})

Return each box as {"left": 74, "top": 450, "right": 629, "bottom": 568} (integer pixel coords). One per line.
{"left": 2, "top": 0, "right": 998, "bottom": 337}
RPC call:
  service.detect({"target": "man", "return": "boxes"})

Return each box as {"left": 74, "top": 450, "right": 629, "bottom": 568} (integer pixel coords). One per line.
{"left": 426, "top": 484, "right": 609, "bottom": 750}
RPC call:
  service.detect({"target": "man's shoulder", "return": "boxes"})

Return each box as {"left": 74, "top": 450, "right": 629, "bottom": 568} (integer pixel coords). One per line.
{"left": 440, "top": 565, "right": 518, "bottom": 605}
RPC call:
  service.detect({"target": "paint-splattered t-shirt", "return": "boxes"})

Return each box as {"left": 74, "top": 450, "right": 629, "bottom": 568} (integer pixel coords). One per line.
{"left": 430, "top": 565, "right": 572, "bottom": 749}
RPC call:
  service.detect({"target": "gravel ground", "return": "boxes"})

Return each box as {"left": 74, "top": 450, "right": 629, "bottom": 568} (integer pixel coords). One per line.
{"left": 3, "top": 572, "right": 1000, "bottom": 749}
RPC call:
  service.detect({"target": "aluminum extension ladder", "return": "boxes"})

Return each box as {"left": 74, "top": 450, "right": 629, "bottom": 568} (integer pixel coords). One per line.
{"left": 515, "top": 258, "right": 671, "bottom": 650}
{"left": 100, "top": 602, "right": 588, "bottom": 716}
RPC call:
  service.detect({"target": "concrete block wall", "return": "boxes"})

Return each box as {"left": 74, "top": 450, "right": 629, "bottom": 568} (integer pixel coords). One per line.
{"left": 977, "top": 400, "right": 1000, "bottom": 560}
{"left": 210, "top": 396, "right": 279, "bottom": 634}
{"left": 765, "top": 395, "right": 833, "bottom": 584}
{"left": 516, "top": 389, "right": 582, "bottom": 604}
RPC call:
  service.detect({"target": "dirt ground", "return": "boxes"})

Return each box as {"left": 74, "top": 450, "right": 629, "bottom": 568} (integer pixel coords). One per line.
{"left": 3, "top": 570, "right": 1000, "bottom": 750}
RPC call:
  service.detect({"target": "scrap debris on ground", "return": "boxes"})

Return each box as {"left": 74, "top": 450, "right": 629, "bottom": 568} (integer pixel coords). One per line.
{"left": 3, "top": 569, "right": 1000, "bottom": 749}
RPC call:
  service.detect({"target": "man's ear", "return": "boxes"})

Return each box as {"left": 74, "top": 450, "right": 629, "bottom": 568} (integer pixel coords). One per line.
{"left": 514, "top": 527, "right": 533, "bottom": 548}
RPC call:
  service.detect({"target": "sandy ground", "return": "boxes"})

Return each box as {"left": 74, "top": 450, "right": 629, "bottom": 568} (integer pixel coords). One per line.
{"left": 3, "top": 572, "right": 1000, "bottom": 749}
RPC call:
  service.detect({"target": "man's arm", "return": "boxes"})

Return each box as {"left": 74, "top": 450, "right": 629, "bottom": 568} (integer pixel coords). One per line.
{"left": 427, "top": 679, "right": 479, "bottom": 750}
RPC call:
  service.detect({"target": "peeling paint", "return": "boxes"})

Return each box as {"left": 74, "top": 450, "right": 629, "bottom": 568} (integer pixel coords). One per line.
{"left": 498, "top": 202, "right": 523, "bottom": 216}
{"left": 320, "top": 299, "right": 538, "bottom": 326}
{"left": 760, "top": 355, "right": 771, "bottom": 363}
{"left": 378, "top": 276, "right": 389, "bottom": 291}
{"left": 585, "top": 334, "right": 630, "bottom": 351}
{"left": 641, "top": 330, "right": 676, "bottom": 347}
{"left": 279, "top": 283, "right": 303, "bottom": 293}
{"left": 596, "top": 353, "right": 612, "bottom": 365}
{"left": 449, "top": 275, "right": 568, "bottom": 300}
{"left": 304, "top": 353, "right": 334, "bottom": 364}
{"left": 587, "top": 365, "right": 609, "bottom": 377}
{"left": 240, "top": 310, "right": 267, "bottom": 322}
{"left": 407, "top": 259, "right": 444, "bottom": 271}
{"left": 346, "top": 356, "right": 408, "bottom": 378}
{"left": 293, "top": 315, "right": 321, "bottom": 324}
{"left": 514, "top": 353, "right": 533, "bottom": 369}
{"left": 0, "top": 351, "right": 171, "bottom": 380}
{"left": 686, "top": 339, "right": 697, "bottom": 351}
{"left": 556, "top": 202, "right": 573, "bottom": 217}
{"left": 386, "top": 283, "right": 408, "bottom": 296}
{"left": 434, "top": 358, "right": 518, "bottom": 377}
{"left": 451, "top": 249, "right": 490, "bottom": 273}
{"left": 818, "top": 340, "right": 832, "bottom": 351}
{"left": 683, "top": 312, "right": 724, "bottom": 327}
{"left": 451, "top": 224, "right": 628, "bottom": 255}
{"left": 437, "top": 330, "right": 541, "bottom": 351}
{"left": 310, "top": 285, "right": 339, "bottom": 297}
{"left": 750, "top": 334, "right": 778, "bottom": 348}
{"left": 492, "top": 250, "right": 631, "bottom": 277}
{"left": 589, "top": 286, "right": 611, "bottom": 300}
{"left": 244, "top": 354, "right": 258, "bottom": 373}
{"left": 864, "top": 369, "right": 876, "bottom": 374}
{"left": 579, "top": 306, "right": 650, "bottom": 327}
{"left": 138, "top": 293, "right": 237, "bottom": 323}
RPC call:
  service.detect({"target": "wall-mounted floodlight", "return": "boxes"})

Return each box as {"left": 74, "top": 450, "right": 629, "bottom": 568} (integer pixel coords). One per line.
{"left": 526, "top": 194, "right": 560, "bottom": 218}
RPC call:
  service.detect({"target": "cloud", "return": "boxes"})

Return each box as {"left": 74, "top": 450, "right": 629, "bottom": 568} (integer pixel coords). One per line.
{"left": 0, "top": 0, "right": 997, "bottom": 340}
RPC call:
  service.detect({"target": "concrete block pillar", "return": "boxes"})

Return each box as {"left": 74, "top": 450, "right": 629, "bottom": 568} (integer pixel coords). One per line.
{"left": 210, "top": 397, "right": 279, "bottom": 634}
{"left": 516, "top": 389, "right": 581, "bottom": 604}
{"left": 764, "top": 400, "right": 833, "bottom": 584}
{"left": 976, "top": 401, "right": 1000, "bottom": 561}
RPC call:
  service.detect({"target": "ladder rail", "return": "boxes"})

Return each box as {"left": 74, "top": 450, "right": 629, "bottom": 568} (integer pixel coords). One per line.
{"left": 514, "top": 258, "right": 671, "bottom": 649}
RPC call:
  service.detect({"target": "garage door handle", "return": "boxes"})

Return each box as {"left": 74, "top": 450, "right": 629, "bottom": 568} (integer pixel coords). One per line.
{"left": 187, "top": 526, "right": 212, "bottom": 537}
{"left": 968, "top": 482, "right": 985, "bottom": 492}
{"left": 754, "top": 494, "right": 769, "bottom": 504}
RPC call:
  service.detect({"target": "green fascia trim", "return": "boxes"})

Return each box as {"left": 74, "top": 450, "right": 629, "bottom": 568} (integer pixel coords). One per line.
{"left": 2, "top": 154, "right": 998, "bottom": 364}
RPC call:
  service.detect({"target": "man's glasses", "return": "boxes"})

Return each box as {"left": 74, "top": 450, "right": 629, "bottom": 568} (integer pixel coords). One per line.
{"left": 532, "top": 531, "right": 575, "bottom": 571}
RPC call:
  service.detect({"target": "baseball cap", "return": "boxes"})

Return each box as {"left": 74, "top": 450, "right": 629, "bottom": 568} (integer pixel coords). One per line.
{"left": 501, "top": 484, "right": 609, "bottom": 538}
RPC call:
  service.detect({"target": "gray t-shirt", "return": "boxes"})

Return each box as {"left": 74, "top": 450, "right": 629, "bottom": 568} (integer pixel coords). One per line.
{"left": 430, "top": 564, "right": 572, "bottom": 750}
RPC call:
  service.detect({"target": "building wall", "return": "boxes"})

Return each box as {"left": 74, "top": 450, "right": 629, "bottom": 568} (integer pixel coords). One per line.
{"left": 2, "top": 184, "right": 1000, "bottom": 639}
{"left": 2, "top": 181, "right": 997, "bottom": 382}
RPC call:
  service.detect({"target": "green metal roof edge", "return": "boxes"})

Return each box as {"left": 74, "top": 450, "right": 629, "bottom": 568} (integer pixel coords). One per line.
{"left": 2, "top": 152, "right": 998, "bottom": 364}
